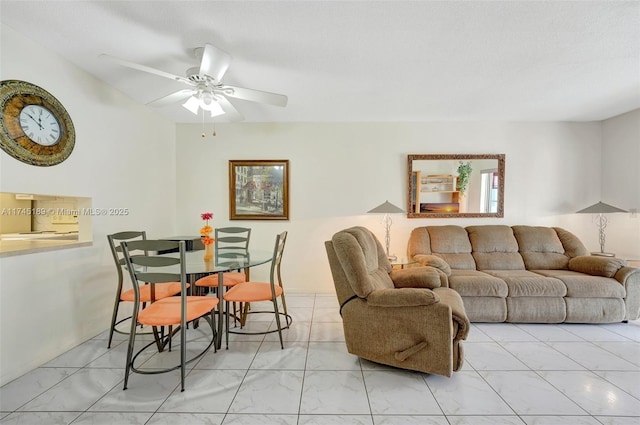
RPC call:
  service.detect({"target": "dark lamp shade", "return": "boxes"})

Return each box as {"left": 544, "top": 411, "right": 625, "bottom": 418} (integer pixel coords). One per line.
{"left": 367, "top": 200, "right": 405, "bottom": 214}
{"left": 576, "top": 201, "right": 627, "bottom": 214}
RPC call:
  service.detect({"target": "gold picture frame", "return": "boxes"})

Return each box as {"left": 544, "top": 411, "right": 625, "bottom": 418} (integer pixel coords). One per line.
{"left": 229, "top": 159, "right": 289, "bottom": 220}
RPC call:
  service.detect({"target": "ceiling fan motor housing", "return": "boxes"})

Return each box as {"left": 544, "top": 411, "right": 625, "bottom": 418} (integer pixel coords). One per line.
{"left": 186, "top": 67, "right": 213, "bottom": 83}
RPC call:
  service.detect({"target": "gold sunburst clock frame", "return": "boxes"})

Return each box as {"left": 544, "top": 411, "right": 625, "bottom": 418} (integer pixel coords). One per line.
{"left": 0, "top": 80, "right": 75, "bottom": 166}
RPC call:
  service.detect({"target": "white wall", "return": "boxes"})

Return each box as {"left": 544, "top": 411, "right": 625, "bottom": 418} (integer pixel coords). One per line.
{"left": 175, "top": 121, "right": 618, "bottom": 293}
{"left": 0, "top": 25, "right": 177, "bottom": 385}
{"left": 601, "top": 109, "right": 640, "bottom": 260}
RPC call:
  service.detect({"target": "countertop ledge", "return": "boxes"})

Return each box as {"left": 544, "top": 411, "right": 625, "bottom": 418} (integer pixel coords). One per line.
{"left": 0, "top": 240, "right": 93, "bottom": 257}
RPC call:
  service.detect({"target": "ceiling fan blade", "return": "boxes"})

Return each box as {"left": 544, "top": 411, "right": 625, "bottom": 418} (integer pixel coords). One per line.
{"left": 218, "top": 85, "right": 288, "bottom": 107}
{"left": 146, "top": 89, "right": 196, "bottom": 106}
{"left": 99, "top": 54, "right": 192, "bottom": 85}
{"left": 198, "top": 43, "right": 231, "bottom": 83}
{"left": 216, "top": 96, "right": 244, "bottom": 122}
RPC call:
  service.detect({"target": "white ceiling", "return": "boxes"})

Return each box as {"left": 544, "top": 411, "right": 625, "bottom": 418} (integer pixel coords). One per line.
{"left": 1, "top": 1, "right": 639, "bottom": 123}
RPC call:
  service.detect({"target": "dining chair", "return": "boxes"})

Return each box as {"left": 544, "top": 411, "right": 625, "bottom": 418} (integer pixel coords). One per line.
{"left": 194, "top": 227, "right": 251, "bottom": 322}
{"left": 106, "top": 231, "right": 184, "bottom": 348}
{"left": 223, "top": 231, "right": 292, "bottom": 349}
{"left": 120, "top": 239, "right": 219, "bottom": 391}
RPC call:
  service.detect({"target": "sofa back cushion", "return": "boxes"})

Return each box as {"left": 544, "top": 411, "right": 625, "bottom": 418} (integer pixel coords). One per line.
{"left": 513, "top": 226, "right": 569, "bottom": 269}
{"left": 426, "top": 226, "right": 477, "bottom": 270}
{"left": 331, "top": 226, "right": 394, "bottom": 297}
{"left": 467, "top": 225, "right": 525, "bottom": 270}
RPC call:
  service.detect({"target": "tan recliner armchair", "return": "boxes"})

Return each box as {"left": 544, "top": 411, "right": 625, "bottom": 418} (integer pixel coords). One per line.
{"left": 325, "top": 226, "right": 469, "bottom": 376}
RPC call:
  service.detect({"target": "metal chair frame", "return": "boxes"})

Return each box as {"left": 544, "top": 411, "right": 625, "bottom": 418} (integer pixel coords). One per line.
{"left": 224, "top": 231, "right": 292, "bottom": 349}
{"left": 121, "top": 239, "right": 218, "bottom": 391}
{"left": 106, "top": 231, "right": 151, "bottom": 348}
{"left": 196, "top": 227, "right": 252, "bottom": 324}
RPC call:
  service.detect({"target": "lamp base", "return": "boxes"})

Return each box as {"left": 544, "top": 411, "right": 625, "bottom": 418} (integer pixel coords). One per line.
{"left": 591, "top": 252, "right": 615, "bottom": 257}
{"left": 387, "top": 254, "right": 398, "bottom": 261}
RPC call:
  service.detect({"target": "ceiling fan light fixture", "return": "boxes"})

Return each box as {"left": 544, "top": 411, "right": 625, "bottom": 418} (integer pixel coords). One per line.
{"left": 182, "top": 94, "right": 225, "bottom": 117}
{"left": 182, "top": 96, "right": 201, "bottom": 114}
{"left": 200, "top": 90, "right": 214, "bottom": 106}
{"left": 205, "top": 101, "right": 225, "bottom": 117}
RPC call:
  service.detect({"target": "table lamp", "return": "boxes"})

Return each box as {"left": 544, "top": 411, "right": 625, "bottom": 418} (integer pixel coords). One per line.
{"left": 367, "top": 200, "right": 405, "bottom": 261}
{"left": 576, "top": 201, "right": 627, "bottom": 257}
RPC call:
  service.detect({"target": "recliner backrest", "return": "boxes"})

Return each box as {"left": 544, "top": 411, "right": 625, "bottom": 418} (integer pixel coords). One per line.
{"left": 330, "top": 226, "right": 394, "bottom": 297}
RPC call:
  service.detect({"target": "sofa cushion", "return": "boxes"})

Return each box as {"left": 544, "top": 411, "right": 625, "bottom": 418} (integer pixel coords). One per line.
{"left": 506, "top": 297, "right": 566, "bottom": 323}
{"left": 427, "top": 226, "right": 476, "bottom": 270}
{"left": 533, "top": 270, "right": 625, "bottom": 298}
{"left": 512, "top": 226, "right": 570, "bottom": 270}
{"left": 460, "top": 296, "right": 507, "bottom": 322}
{"left": 448, "top": 270, "right": 508, "bottom": 297}
{"left": 483, "top": 270, "right": 566, "bottom": 297}
{"left": 565, "top": 298, "right": 626, "bottom": 323}
{"left": 467, "top": 225, "right": 525, "bottom": 270}
{"left": 568, "top": 256, "right": 627, "bottom": 278}
{"left": 408, "top": 227, "right": 431, "bottom": 256}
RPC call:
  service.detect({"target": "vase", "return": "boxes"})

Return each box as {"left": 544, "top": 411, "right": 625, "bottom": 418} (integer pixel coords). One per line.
{"left": 204, "top": 242, "right": 213, "bottom": 261}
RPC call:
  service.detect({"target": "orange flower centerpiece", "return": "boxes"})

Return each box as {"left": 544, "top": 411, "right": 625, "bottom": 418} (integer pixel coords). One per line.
{"left": 200, "top": 212, "right": 214, "bottom": 261}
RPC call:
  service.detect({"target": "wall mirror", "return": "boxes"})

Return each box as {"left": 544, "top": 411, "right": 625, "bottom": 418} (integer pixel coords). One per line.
{"left": 407, "top": 154, "right": 505, "bottom": 218}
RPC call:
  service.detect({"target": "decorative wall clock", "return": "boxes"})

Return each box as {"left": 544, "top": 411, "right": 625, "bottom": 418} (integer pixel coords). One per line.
{"left": 0, "top": 80, "right": 75, "bottom": 166}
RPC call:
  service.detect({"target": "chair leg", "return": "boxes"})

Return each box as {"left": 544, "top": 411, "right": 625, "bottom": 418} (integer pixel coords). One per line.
{"left": 151, "top": 326, "right": 164, "bottom": 352}
{"left": 225, "top": 300, "right": 230, "bottom": 350}
{"left": 180, "top": 323, "right": 186, "bottom": 392}
{"left": 240, "top": 303, "right": 250, "bottom": 327}
{"left": 273, "top": 296, "right": 284, "bottom": 349}
{"left": 123, "top": 315, "right": 138, "bottom": 390}
{"left": 280, "top": 291, "right": 289, "bottom": 318}
{"left": 108, "top": 298, "right": 121, "bottom": 349}
{"left": 211, "top": 309, "right": 218, "bottom": 353}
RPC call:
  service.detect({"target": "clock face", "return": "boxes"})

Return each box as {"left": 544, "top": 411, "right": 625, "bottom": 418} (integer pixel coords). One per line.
{"left": 0, "top": 80, "right": 75, "bottom": 166}
{"left": 19, "top": 104, "right": 61, "bottom": 146}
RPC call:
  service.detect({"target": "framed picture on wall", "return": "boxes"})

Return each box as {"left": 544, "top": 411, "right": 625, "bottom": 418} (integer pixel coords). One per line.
{"left": 229, "top": 159, "right": 289, "bottom": 220}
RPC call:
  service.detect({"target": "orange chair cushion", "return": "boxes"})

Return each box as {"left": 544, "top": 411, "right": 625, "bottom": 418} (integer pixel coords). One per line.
{"left": 137, "top": 296, "right": 219, "bottom": 326}
{"left": 120, "top": 282, "right": 187, "bottom": 302}
{"left": 195, "top": 272, "right": 246, "bottom": 287}
{"left": 223, "top": 282, "right": 283, "bottom": 303}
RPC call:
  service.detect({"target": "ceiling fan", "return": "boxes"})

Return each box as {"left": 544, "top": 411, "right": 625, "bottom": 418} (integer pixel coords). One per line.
{"left": 99, "top": 43, "right": 287, "bottom": 121}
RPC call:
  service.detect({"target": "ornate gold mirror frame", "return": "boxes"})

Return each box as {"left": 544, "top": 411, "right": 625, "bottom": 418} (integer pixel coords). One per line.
{"left": 407, "top": 154, "right": 505, "bottom": 218}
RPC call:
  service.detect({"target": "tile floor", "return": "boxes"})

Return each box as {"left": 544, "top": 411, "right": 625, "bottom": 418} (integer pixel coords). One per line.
{"left": 1, "top": 294, "right": 639, "bottom": 425}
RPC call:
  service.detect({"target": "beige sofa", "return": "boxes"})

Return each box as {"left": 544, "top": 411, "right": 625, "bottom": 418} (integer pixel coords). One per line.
{"left": 408, "top": 225, "right": 640, "bottom": 323}
{"left": 325, "top": 226, "right": 469, "bottom": 376}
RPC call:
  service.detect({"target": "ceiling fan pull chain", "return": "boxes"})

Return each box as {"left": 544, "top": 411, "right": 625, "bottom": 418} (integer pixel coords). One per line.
{"left": 201, "top": 108, "right": 206, "bottom": 138}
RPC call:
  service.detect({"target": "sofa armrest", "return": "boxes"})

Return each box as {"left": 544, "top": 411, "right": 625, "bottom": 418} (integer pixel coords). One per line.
{"left": 367, "top": 288, "right": 440, "bottom": 307}
{"left": 390, "top": 266, "right": 442, "bottom": 289}
{"left": 413, "top": 254, "right": 451, "bottom": 276}
{"left": 615, "top": 266, "right": 640, "bottom": 321}
{"left": 568, "top": 255, "right": 627, "bottom": 277}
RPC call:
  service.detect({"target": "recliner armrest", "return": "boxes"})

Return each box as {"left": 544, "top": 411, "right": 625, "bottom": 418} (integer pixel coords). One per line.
{"left": 433, "top": 287, "right": 470, "bottom": 340}
{"left": 367, "top": 288, "right": 440, "bottom": 307}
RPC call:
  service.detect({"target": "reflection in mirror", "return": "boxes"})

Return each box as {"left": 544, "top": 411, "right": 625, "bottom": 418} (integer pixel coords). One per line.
{"left": 407, "top": 154, "right": 505, "bottom": 218}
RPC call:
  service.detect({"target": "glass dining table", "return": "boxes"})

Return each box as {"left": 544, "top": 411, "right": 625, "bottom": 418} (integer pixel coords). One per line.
{"left": 159, "top": 245, "right": 273, "bottom": 349}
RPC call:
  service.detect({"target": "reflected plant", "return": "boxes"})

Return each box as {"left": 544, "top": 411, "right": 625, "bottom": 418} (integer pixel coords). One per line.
{"left": 457, "top": 161, "right": 473, "bottom": 195}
